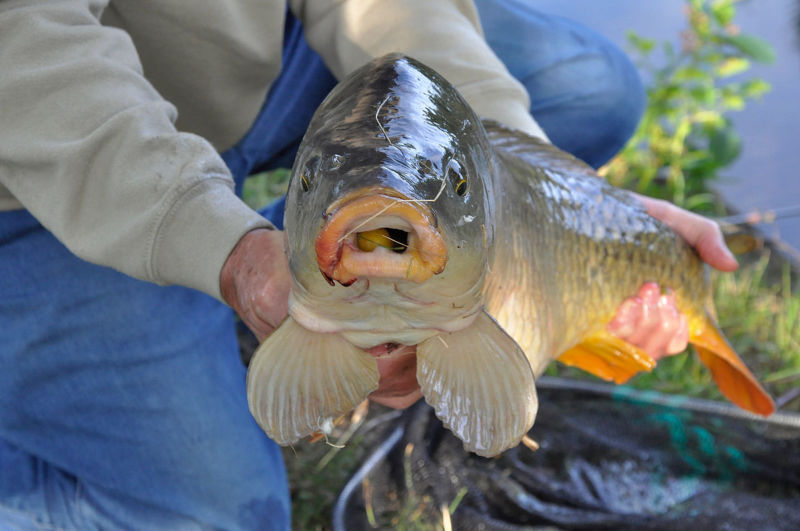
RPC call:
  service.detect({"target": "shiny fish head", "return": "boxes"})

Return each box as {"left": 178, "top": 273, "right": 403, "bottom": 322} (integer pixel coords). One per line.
{"left": 285, "top": 55, "right": 496, "bottom": 310}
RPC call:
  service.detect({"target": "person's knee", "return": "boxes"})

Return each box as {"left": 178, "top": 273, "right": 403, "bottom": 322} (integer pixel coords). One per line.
{"left": 181, "top": 458, "right": 291, "bottom": 531}
{"left": 122, "top": 388, "right": 292, "bottom": 529}
{"left": 476, "top": 0, "right": 645, "bottom": 167}
{"left": 79, "top": 437, "right": 291, "bottom": 530}
{"left": 181, "top": 443, "right": 290, "bottom": 529}
{"left": 529, "top": 45, "right": 645, "bottom": 167}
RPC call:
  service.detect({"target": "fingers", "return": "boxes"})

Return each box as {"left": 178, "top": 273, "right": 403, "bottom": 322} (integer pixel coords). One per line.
{"left": 665, "top": 313, "right": 690, "bottom": 355}
{"left": 220, "top": 228, "right": 292, "bottom": 342}
{"left": 639, "top": 291, "right": 682, "bottom": 357}
{"left": 607, "top": 282, "right": 690, "bottom": 360}
{"left": 368, "top": 344, "right": 423, "bottom": 409}
{"left": 607, "top": 298, "right": 640, "bottom": 337}
{"left": 623, "top": 283, "right": 660, "bottom": 347}
{"left": 634, "top": 194, "right": 739, "bottom": 272}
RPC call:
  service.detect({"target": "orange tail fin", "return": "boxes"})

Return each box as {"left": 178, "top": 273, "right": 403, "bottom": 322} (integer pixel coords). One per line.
{"left": 690, "top": 313, "right": 775, "bottom": 416}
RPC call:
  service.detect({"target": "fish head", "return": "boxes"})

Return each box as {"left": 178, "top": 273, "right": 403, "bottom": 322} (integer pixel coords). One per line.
{"left": 284, "top": 55, "right": 496, "bottom": 334}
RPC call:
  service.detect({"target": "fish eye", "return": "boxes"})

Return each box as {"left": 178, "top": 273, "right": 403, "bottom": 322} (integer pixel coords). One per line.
{"left": 454, "top": 178, "right": 468, "bottom": 197}
{"left": 299, "top": 156, "right": 321, "bottom": 193}
{"left": 447, "top": 162, "right": 468, "bottom": 197}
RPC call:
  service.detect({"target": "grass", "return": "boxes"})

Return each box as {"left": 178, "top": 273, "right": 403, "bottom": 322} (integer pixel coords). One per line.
{"left": 713, "top": 254, "right": 800, "bottom": 405}
{"left": 282, "top": 435, "right": 367, "bottom": 530}
{"left": 242, "top": 169, "right": 291, "bottom": 211}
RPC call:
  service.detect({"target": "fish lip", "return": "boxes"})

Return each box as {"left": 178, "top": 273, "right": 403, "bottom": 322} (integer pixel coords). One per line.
{"left": 315, "top": 187, "right": 447, "bottom": 285}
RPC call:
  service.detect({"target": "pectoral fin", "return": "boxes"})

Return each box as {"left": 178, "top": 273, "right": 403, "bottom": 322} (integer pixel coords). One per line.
{"left": 246, "top": 316, "right": 379, "bottom": 445}
{"left": 416, "top": 310, "right": 537, "bottom": 457}
{"left": 557, "top": 330, "right": 657, "bottom": 384}
{"left": 690, "top": 313, "right": 775, "bottom": 416}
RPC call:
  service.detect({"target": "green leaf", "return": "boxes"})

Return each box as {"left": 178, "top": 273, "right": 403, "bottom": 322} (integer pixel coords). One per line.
{"left": 690, "top": 85, "right": 716, "bottom": 105}
{"left": 685, "top": 192, "right": 718, "bottom": 211}
{"left": 710, "top": 0, "right": 736, "bottom": 26}
{"left": 692, "top": 110, "right": 724, "bottom": 126}
{"left": 741, "top": 78, "right": 771, "bottom": 98}
{"left": 674, "top": 65, "right": 710, "bottom": 81}
{"left": 715, "top": 57, "right": 750, "bottom": 77}
{"left": 709, "top": 126, "right": 741, "bottom": 165}
{"left": 627, "top": 30, "right": 655, "bottom": 54}
{"left": 722, "top": 92, "right": 745, "bottom": 109}
{"left": 722, "top": 34, "right": 776, "bottom": 63}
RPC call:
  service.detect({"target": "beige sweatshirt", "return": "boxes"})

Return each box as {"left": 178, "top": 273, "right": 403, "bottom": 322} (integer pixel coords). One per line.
{"left": 0, "top": 0, "right": 546, "bottom": 302}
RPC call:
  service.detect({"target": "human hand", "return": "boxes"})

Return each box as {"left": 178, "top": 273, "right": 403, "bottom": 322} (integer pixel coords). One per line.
{"left": 220, "top": 228, "right": 292, "bottom": 341}
{"left": 366, "top": 343, "right": 423, "bottom": 409}
{"left": 608, "top": 197, "right": 736, "bottom": 359}
{"left": 607, "top": 282, "right": 690, "bottom": 360}
{"left": 634, "top": 193, "right": 739, "bottom": 272}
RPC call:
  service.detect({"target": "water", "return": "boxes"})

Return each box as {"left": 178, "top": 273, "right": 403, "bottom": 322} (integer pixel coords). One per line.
{"left": 532, "top": 0, "right": 800, "bottom": 254}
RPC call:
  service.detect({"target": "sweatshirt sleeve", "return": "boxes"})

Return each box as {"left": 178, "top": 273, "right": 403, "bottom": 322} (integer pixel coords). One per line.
{"left": 0, "top": 0, "right": 273, "bottom": 301}
{"left": 290, "top": 0, "right": 549, "bottom": 141}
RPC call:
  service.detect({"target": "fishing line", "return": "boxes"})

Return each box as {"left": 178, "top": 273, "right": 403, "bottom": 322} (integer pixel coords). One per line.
{"left": 719, "top": 204, "right": 800, "bottom": 225}
{"left": 336, "top": 98, "right": 451, "bottom": 246}
{"left": 716, "top": 204, "right": 800, "bottom": 265}
{"left": 356, "top": 232, "right": 407, "bottom": 252}
{"left": 375, "top": 95, "right": 396, "bottom": 151}
{"left": 336, "top": 181, "right": 447, "bottom": 247}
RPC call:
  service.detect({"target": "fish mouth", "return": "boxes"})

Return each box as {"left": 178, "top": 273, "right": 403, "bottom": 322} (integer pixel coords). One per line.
{"left": 315, "top": 188, "right": 447, "bottom": 285}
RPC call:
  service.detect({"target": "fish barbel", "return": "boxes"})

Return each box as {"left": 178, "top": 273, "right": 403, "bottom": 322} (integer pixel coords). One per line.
{"left": 246, "top": 54, "right": 774, "bottom": 457}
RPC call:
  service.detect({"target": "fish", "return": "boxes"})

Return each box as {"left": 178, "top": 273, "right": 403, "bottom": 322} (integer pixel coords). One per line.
{"left": 246, "top": 54, "right": 775, "bottom": 457}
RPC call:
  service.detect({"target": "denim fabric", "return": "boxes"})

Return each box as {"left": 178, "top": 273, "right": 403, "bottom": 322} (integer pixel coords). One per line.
{"left": 0, "top": 4, "right": 643, "bottom": 530}
{"left": 0, "top": 207, "right": 290, "bottom": 530}
{"left": 475, "top": 0, "right": 645, "bottom": 168}
{"left": 221, "top": 13, "right": 337, "bottom": 195}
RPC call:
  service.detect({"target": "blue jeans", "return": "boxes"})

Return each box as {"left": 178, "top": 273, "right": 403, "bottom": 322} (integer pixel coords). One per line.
{"left": 0, "top": 6, "right": 643, "bottom": 530}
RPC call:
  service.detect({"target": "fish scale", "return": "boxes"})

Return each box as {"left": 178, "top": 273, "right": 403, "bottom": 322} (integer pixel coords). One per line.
{"left": 486, "top": 129, "right": 706, "bottom": 363}
{"left": 246, "top": 54, "right": 774, "bottom": 457}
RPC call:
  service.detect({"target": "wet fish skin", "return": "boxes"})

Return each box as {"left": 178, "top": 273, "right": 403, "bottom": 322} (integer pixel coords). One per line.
{"left": 482, "top": 123, "right": 773, "bottom": 418}
{"left": 484, "top": 123, "right": 707, "bottom": 375}
{"left": 283, "top": 54, "right": 495, "bottom": 348}
{"left": 246, "top": 54, "right": 774, "bottom": 456}
{"left": 249, "top": 54, "right": 524, "bottom": 451}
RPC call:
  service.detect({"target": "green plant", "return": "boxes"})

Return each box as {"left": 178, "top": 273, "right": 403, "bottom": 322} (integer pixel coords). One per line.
{"left": 242, "top": 168, "right": 292, "bottom": 210}
{"left": 600, "top": 0, "right": 774, "bottom": 212}
{"left": 283, "top": 434, "right": 369, "bottom": 530}
{"left": 550, "top": 0, "right": 800, "bottom": 409}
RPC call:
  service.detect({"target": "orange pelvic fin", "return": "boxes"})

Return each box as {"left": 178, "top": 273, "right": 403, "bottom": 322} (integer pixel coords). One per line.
{"left": 690, "top": 313, "right": 775, "bottom": 416}
{"left": 557, "top": 330, "right": 657, "bottom": 384}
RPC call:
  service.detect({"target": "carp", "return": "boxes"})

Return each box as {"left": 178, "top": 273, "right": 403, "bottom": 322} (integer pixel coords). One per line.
{"left": 246, "top": 54, "right": 774, "bottom": 457}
